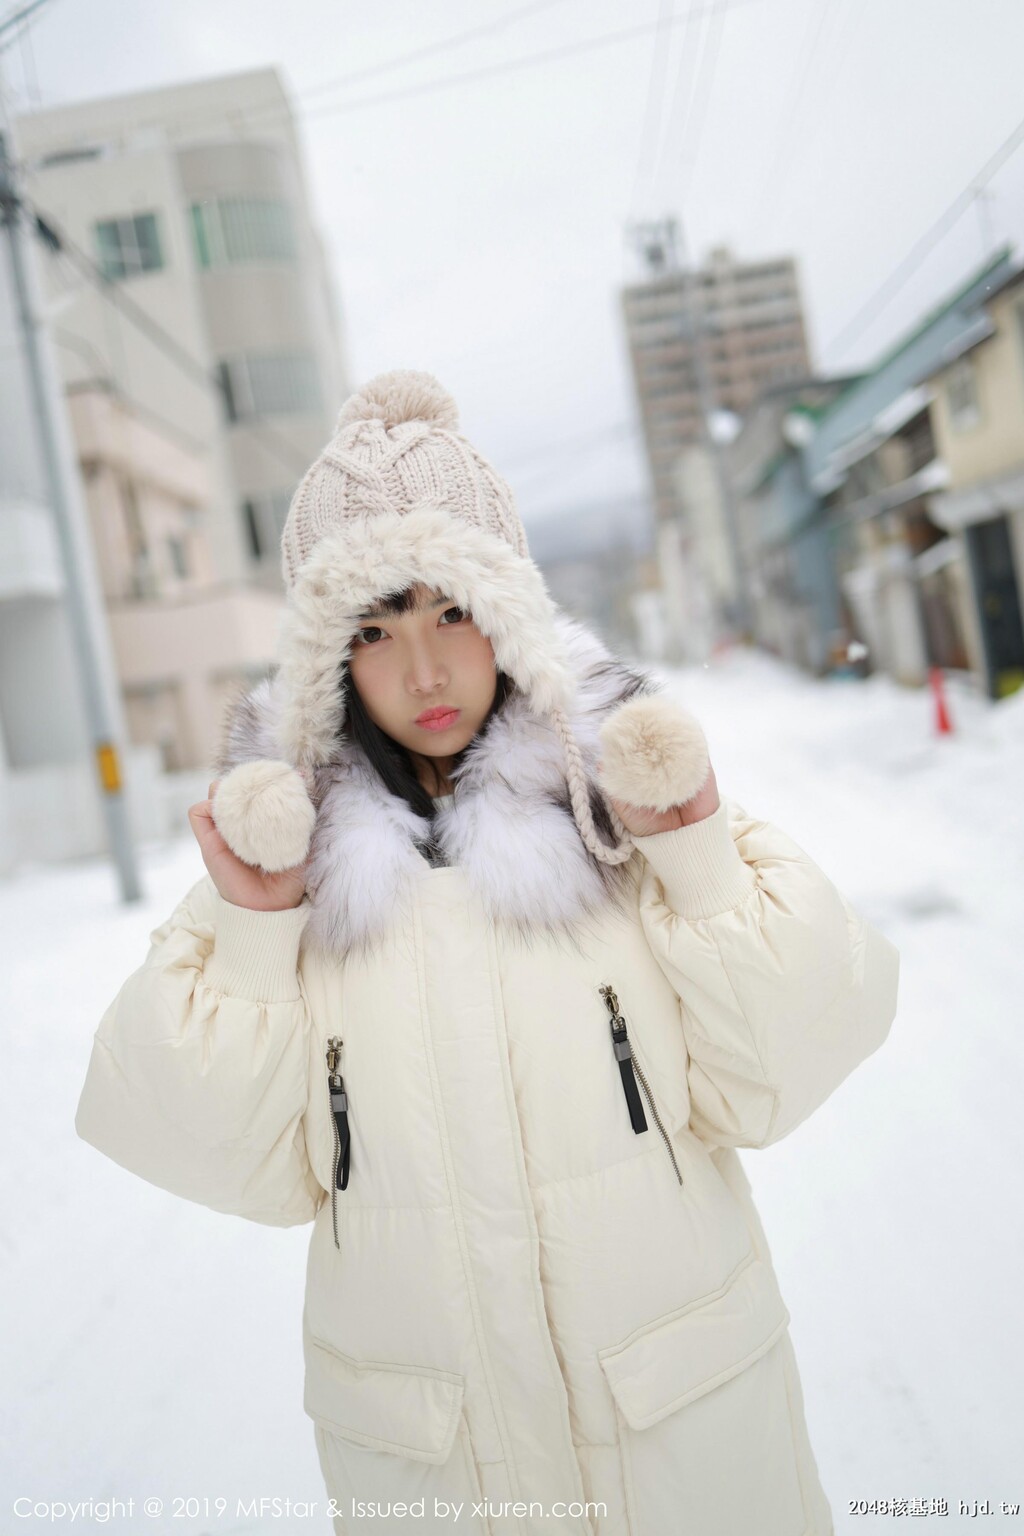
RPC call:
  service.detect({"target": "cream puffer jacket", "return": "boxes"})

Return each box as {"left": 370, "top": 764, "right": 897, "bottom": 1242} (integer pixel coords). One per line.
{"left": 76, "top": 623, "right": 899, "bottom": 1536}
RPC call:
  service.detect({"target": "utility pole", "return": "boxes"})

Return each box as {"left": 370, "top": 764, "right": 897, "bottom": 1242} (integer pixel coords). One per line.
{"left": 0, "top": 84, "right": 142, "bottom": 898}
{"left": 628, "top": 215, "right": 752, "bottom": 640}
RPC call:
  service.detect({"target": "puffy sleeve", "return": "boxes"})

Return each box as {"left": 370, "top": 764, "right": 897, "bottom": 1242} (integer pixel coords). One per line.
{"left": 631, "top": 797, "right": 900, "bottom": 1150}
{"left": 75, "top": 874, "right": 325, "bottom": 1226}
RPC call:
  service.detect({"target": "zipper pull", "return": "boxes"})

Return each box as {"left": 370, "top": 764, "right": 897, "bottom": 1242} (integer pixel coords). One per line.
{"left": 326, "top": 1037, "right": 350, "bottom": 1191}
{"left": 600, "top": 985, "right": 648, "bottom": 1136}
{"left": 325, "top": 1034, "right": 351, "bottom": 1220}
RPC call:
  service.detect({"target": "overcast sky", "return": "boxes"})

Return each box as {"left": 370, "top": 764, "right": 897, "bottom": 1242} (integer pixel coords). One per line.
{"left": 4, "top": 0, "right": 1024, "bottom": 528}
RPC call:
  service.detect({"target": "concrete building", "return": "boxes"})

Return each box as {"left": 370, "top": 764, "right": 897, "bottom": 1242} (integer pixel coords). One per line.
{"left": 1, "top": 69, "right": 349, "bottom": 870}
{"left": 0, "top": 204, "right": 148, "bottom": 874}
{"left": 621, "top": 227, "right": 812, "bottom": 525}
{"left": 803, "top": 247, "right": 1020, "bottom": 696}
{"left": 725, "top": 377, "right": 855, "bottom": 674}
{"left": 15, "top": 67, "right": 348, "bottom": 588}
{"left": 925, "top": 264, "right": 1024, "bottom": 699}
{"left": 69, "top": 381, "right": 284, "bottom": 770}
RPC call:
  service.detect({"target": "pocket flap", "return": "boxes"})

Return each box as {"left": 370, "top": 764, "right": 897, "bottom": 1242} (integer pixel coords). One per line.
{"left": 304, "top": 1335, "right": 465, "bottom": 1464}
{"left": 596, "top": 1255, "right": 790, "bottom": 1431}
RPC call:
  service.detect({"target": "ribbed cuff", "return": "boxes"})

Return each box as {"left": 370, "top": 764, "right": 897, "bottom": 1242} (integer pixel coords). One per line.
{"left": 632, "top": 800, "right": 758, "bottom": 919}
{"left": 204, "top": 892, "right": 310, "bottom": 1002}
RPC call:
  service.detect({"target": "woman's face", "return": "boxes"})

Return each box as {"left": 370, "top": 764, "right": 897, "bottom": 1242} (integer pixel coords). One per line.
{"left": 346, "top": 582, "right": 498, "bottom": 773}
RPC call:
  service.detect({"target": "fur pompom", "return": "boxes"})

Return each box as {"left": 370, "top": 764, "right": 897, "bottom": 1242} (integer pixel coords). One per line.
{"left": 212, "top": 760, "right": 316, "bottom": 873}
{"left": 597, "top": 695, "right": 710, "bottom": 813}
{"left": 336, "top": 369, "right": 459, "bottom": 432}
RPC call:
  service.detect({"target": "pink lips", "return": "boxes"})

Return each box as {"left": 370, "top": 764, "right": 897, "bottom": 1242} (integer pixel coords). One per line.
{"left": 415, "top": 707, "right": 461, "bottom": 732}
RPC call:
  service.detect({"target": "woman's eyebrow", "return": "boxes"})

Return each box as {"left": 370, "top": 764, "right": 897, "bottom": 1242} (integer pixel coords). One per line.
{"left": 357, "top": 595, "right": 453, "bottom": 621}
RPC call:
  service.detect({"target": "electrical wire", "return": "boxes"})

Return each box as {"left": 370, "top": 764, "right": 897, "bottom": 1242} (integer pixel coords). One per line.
{"left": 751, "top": 0, "right": 858, "bottom": 245}
{"left": 628, "top": 0, "right": 676, "bottom": 223}
{"left": 300, "top": 0, "right": 763, "bottom": 124}
{"left": 0, "top": 0, "right": 51, "bottom": 50}
{"left": 298, "top": 0, "right": 581, "bottom": 105}
{"left": 675, "top": 0, "right": 727, "bottom": 207}
{"left": 821, "top": 106, "right": 1024, "bottom": 363}
{"left": 748, "top": 0, "right": 837, "bottom": 238}
{"left": 52, "top": 0, "right": 762, "bottom": 149}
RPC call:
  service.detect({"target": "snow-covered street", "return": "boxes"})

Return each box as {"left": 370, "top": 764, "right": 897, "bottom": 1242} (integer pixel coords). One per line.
{"left": 2, "top": 648, "right": 1021, "bottom": 1535}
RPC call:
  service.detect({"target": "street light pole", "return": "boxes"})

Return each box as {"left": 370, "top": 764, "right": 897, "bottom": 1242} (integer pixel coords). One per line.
{"left": 0, "top": 108, "right": 142, "bottom": 899}
{"left": 673, "top": 217, "right": 752, "bottom": 640}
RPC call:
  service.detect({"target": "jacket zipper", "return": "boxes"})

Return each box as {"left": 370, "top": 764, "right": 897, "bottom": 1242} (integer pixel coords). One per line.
{"left": 599, "top": 985, "right": 683, "bottom": 1187}
{"left": 325, "top": 1036, "right": 351, "bottom": 1249}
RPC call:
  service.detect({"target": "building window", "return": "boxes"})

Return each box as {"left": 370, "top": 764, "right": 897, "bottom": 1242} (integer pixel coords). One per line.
{"left": 190, "top": 197, "right": 297, "bottom": 267}
{"left": 217, "top": 353, "right": 322, "bottom": 420}
{"left": 242, "top": 499, "right": 263, "bottom": 559}
{"left": 167, "top": 536, "right": 190, "bottom": 579}
{"left": 241, "top": 490, "right": 295, "bottom": 562}
{"left": 95, "top": 212, "right": 163, "bottom": 279}
{"left": 946, "top": 357, "right": 981, "bottom": 431}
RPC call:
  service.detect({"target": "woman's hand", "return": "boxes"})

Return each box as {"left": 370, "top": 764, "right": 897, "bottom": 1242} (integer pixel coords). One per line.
{"left": 188, "top": 780, "right": 309, "bottom": 911}
{"left": 606, "top": 762, "right": 721, "bottom": 838}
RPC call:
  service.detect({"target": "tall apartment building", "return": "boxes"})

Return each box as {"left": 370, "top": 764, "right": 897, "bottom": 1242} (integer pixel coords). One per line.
{"left": 622, "top": 226, "right": 812, "bottom": 523}
{"left": 15, "top": 67, "right": 348, "bottom": 588}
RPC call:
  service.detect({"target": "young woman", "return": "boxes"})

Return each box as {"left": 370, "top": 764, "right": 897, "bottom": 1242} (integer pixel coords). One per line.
{"left": 76, "top": 370, "right": 899, "bottom": 1536}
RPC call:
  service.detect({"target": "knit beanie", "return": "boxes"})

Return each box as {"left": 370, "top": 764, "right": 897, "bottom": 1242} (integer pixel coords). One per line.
{"left": 273, "top": 368, "right": 635, "bottom": 867}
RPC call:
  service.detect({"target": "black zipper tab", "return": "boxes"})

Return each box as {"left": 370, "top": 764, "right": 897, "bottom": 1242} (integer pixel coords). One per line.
{"left": 600, "top": 985, "right": 648, "bottom": 1135}
{"left": 599, "top": 984, "right": 684, "bottom": 1186}
{"left": 325, "top": 1035, "right": 350, "bottom": 1249}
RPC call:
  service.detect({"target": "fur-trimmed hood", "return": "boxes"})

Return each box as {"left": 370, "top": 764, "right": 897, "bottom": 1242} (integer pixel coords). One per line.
{"left": 215, "top": 613, "right": 656, "bottom": 962}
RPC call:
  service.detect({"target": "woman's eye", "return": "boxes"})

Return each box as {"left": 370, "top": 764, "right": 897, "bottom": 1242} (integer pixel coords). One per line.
{"left": 355, "top": 625, "right": 384, "bottom": 645}
{"left": 440, "top": 606, "right": 466, "bottom": 625}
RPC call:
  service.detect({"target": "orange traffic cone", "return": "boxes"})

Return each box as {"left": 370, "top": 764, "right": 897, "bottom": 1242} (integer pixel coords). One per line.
{"left": 929, "top": 666, "right": 953, "bottom": 736}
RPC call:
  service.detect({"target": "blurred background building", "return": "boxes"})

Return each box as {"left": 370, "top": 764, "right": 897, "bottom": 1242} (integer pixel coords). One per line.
{"left": 619, "top": 221, "right": 1024, "bottom": 703}
{"left": 621, "top": 225, "right": 811, "bottom": 523}
{"left": 1, "top": 68, "right": 349, "bottom": 869}
{"left": 620, "top": 222, "right": 812, "bottom": 662}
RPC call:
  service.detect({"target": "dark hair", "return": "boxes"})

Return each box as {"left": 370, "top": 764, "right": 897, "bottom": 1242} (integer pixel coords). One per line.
{"left": 339, "top": 585, "right": 514, "bottom": 831}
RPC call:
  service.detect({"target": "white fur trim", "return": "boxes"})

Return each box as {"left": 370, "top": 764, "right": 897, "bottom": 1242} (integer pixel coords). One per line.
{"left": 597, "top": 696, "right": 710, "bottom": 813}
{"left": 216, "top": 613, "right": 650, "bottom": 958}
{"left": 212, "top": 760, "right": 316, "bottom": 873}
{"left": 276, "top": 501, "right": 575, "bottom": 768}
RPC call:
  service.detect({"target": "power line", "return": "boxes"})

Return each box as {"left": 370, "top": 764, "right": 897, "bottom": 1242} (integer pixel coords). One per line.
{"left": 822, "top": 106, "right": 1024, "bottom": 362}
{"left": 53, "top": 0, "right": 762, "bottom": 149}
{"left": 747, "top": 0, "right": 832, "bottom": 235}
{"left": 298, "top": 0, "right": 580, "bottom": 104}
{"left": 299, "top": 0, "right": 763, "bottom": 124}
{"left": 628, "top": 0, "right": 676, "bottom": 223}
{"left": 650, "top": 0, "right": 702, "bottom": 219}
{"left": 631, "top": 0, "right": 728, "bottom": 238}
{"left": 752, "top": 0, "right": 857, "bottom": 243}
{"left": 0, "top": 0, "right": 51, "bottom": 50}
{"left": 23, "top": 197, "right": 314, "bottom": 481}
{"left": 675, "top": 0, "right": 728, "bottom": 206}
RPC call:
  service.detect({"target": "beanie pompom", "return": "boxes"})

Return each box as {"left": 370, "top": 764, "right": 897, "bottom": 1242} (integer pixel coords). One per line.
{"left": 597, "top": 695, "right": 710, "bottom": 814}
{"left": 336, "top": 369, "right": 459, "bottom": 433}
{"left": 211, "top": 760, "right": 316, "bottom": 873}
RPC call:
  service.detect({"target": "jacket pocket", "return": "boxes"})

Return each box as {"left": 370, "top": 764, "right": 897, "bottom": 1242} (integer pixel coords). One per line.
{"left": 304, "top": 1337, "right": 490, "bottom": 1532}
{"left": 597, "top": 1256, "right": 812, "bottom": 1536}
